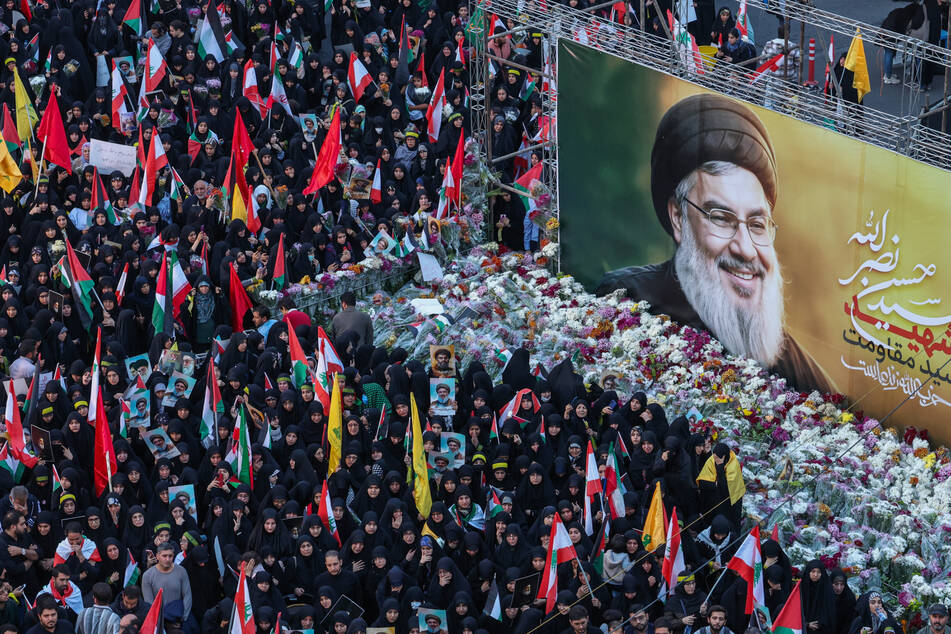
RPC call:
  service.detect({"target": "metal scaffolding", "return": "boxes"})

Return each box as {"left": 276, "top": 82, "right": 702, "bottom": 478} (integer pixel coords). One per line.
{"left": 467, "top": 0, "right": 951, "bottom": 213}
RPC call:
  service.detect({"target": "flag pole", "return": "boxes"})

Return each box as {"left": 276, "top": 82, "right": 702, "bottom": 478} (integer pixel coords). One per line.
{"left": 32, "top": 136, "right": 47, "bottom": 199}
{"left": 706, "top": 564, "right": 731, "bottom": 598}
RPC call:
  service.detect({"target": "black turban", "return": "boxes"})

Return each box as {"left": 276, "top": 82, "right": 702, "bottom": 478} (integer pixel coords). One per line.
{"left": 650, "top": 93, "right": 777, "bottom": 236}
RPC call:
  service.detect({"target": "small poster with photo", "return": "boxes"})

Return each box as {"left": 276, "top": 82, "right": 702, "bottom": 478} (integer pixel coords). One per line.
{"left": 115, "top": 55, "right": 136, "bottom": 83}
{"left": 125, "top": 353, "right": 152, "bottom": 382}
{"left": 180, "top": 353, "right": 198, "bottom": 377}
{"left": 162, "top": 372, "right": 196, "bottom": 407}
{"left": 48, "top": 291, "right": 65, "bottom": 318}
{"left": 158, "top": 349, "right": 183, "bottom": 375}
{"left": 346, "top": 175, "right": 372, "bottom": 200}
{"left": 440, "top": 432, "right": 466, "bottom": 468}
{"left": 300, "top": 113, "right": 319, "bottom": 142}
{"left": 429, "top": 378, "right": 456, "bottom": 416}
{"left": 367, "top": 231, "right": 396, "bottom": 257}
{"left": 600, "top": 369, "right": 621, "bottom": 391}
{"left": 417, "top": 607, "right": 448, "bottom": 634}
{"left": 168, "top": 484, "right": 198, "bottom": 522}
{"left": 426, "top": 450, "right": 454, "bottom": 473}
{"left": 429, "top": 345, "right": 455, "bottom": 378}
{"left": 31, "top": 425, "right": 53, "bottom": 461}
{"left": 124, "top": 390, "right": 151, "bottom": 429}
{"left": 143, "top": 427, "right": 181, "bottom": 459}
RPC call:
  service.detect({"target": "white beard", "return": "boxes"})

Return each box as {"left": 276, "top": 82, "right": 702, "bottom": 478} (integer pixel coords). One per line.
{"left": 674, "top": 219, "right": 786, "bottom": 366}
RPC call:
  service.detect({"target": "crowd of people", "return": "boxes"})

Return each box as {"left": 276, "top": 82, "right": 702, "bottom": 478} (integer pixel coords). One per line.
{"left": 0, "top": 0, "right": 942, "bottom": 633}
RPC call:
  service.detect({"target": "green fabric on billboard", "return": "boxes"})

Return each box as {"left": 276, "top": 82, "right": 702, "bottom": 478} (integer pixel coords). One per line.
{"left": 557, "top": 40, "right": 676, "bottom": 290}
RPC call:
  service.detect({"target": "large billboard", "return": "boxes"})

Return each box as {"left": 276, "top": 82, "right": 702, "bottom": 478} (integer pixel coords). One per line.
{"left": 558, "top": 39, "right": 951, "bottom": 440}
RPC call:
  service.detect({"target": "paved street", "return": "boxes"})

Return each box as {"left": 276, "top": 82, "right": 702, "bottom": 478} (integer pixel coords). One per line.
{"left": 743, "top": 0, "right": 949, "bottom": 120}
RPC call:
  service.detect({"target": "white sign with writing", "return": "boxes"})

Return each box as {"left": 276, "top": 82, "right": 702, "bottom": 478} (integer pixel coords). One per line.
{"left": 89, "top": 139, "right": 138, "bottom": 177}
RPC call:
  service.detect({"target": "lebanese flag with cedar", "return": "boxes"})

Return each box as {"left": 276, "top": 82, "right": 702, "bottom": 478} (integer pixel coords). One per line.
{"left": 347, "top": 52, "right": 373, "bottom": 102}
{"left": 583, "top": 440, "right": 601, "bottom": 535}
{"left": 537, "top": 512, "right": 578, "bottom": 613}
{"left": 660, "top": 507, "right": 686, "bottom": 596}
{"left": 317, "top": 479, "right": 340, "bottom": 545}
{"left": 370, "top": 159, "right": 382, "bottom": 203}
{"left": 727, "top": 525, "right": 765, "bottom": 614}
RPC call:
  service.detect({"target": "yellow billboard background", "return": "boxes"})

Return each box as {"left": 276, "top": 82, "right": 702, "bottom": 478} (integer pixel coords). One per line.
{"left": 562, "top": 46, "right": 951, "bottom": 441}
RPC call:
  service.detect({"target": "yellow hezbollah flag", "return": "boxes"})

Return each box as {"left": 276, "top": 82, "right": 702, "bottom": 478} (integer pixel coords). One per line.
{"left": 13, "top": 68, "right": 35, "bottom": 143}
{"left": 844, "top": 28, "right": 870, "bottom": 103}
{"left": 697, "top": 450, "right": 747, "bottom": 505}
{"left": 325, "top": 377, "right": 343, "bottom": 475}
{"left": 642, "top": 481, "right": 666, "bottom": 552}
{"left": 409, "top": 394, "right": 433, "bottom": 518}
{"left": 0, "top": 133, "right": 22, "bottom": 193}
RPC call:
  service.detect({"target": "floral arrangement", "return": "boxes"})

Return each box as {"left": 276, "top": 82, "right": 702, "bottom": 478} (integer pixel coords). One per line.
{"left": 365, "top": 245, "right": 951, "bottom": 623}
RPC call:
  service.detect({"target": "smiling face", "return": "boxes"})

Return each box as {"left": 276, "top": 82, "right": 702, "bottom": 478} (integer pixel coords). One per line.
{"left": 671, "top": 164, "right": 785, "bottom": 366}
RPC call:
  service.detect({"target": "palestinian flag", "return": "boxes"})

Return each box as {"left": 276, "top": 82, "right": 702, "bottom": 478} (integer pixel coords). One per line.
{"left": 91, "top": 167, "right": 117, "bottom": 224}
{"left": 590, "top": 516, "right": 608, "bottom": 575}
{"left": 64, "top": 240, "right": 95, "bottom": 331}
{"left": 151, "top": 252, "right": 169, "bottom": 335}
{"left": 485, "top": 487, "right": 503, "bottom": 520}
{"left": 286, "top": 318, "right": 309, "bottom": 388}
{"left": 167, "top": 250, "right": 193, "bottom": 323}
{"left": 187, "top": 129, "right": 220, "bottom": 164}
{"left": 273, "top": 232, "right": 286, "bottom": 289}
{"left": 51, "top": 465, "right": 62, "bottom": 495}
{"left": 0, "top": 442, "right": 24, "bottom": 482}
{"left": 488, "top": 414, "right": 499, "bottom": 442}
{"left": 288, "top": 43, "right": 304, "bottom": 75}
{"left": 1, "top": 104, "right": 19, "bottom": 154}
{"left": 139, "top": 588, "right": 163, "bottom": 634}
{"left": 494, "top": 347, "right": 512, "bottom": 368}
{"left": 772, "top": 579, "right": 803, "bottom": 634}
{"left": 226, "top": 404, "right": 254, "bottom": 489}
{"left": 483, "top": 576, "right": 502, "bottom": 621}
{"left": 5, "top": 379, "right": 38, "bottom": 469}
{"left": 121, "top": 0, "right": 142, "bottom": 35}
{"left": 518, "top": 72, "right": 536, "bottom": 100}
{"left": 199, "top": 359, "right": 223, "bottom": 448}
{"left": 124, "top": 550, "right": 141, "bottom": 587}
{"left": 513, "top": 161, "right": 543, "bottom": 217}
{"left": 197, "top": 0, "right": 227, "bottom": 62}
{"left": 317, "top": 479, "right": 340, "bottom": 546}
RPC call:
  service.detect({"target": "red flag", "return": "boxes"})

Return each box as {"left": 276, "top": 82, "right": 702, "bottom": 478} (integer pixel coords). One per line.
{"left": 37, "top": 90, "right": 71, "bottom": 173}
{"left": 228, "top": 263, "right": 253, "bottom": 333}
{"left": 92, "top": 384, "right": 117, "bottom": 496}
{"left": 303, "top": 107, "right": 341, "bottom": 195}
{"left": 416, "top": 50, "right": 428, "bottom": 87}
{"left": 449, "top": 133, "right": 464, "bottom": 207}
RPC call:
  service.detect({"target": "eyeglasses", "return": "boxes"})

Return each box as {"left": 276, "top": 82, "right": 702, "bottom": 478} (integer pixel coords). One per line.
{"left": 683, "top": 198, "right": 778, "bottom": 246}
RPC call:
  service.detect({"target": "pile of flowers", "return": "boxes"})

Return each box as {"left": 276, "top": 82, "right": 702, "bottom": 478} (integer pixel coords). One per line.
{"left": 368, "top": 244, "right": 951, "bottom": 622}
